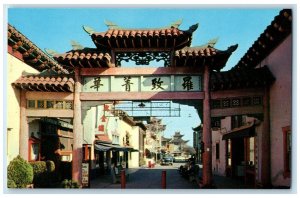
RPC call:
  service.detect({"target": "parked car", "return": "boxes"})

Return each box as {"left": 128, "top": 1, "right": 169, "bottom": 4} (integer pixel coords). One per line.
{"left": 160, "top": 156, "right": 174, "bottom": 166}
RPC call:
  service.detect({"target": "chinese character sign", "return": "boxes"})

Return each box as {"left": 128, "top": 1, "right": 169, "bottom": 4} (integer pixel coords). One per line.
{"left": 174, "top": 76, "right": 201, "bottom": 91}
{"left": 182, "top": 76, "right": 194, "bottom": 91}
{"left": 82, "top": 75, "right": 201, "bottom": 92}
{"left": 151, "top": 78, "right": 165, "bottom": 90}
{"left": 83, "top": 76, "right": 110, "bottom": 92}
{"left": 122, "top": 76, "right": 134, "bottom": 92}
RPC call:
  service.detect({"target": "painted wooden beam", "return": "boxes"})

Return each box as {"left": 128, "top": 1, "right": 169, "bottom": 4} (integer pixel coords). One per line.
{"left": 80, "top": 91, "right": 204, "bottom": 101}
{"left": 80, "top": 67, "right": 202, "bottom": 76}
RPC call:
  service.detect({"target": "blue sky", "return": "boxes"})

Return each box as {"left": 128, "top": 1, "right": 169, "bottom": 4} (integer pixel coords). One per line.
{"left": 7, "top": 6, "right": 282, "bottom": 145}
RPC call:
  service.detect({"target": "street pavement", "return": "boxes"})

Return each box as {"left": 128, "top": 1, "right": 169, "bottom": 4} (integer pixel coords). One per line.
{"left": 89, "top": 162, "right": 251, "bottom": 190}
{"left": 90, "top": 163, "right": 199, "bottom": 189}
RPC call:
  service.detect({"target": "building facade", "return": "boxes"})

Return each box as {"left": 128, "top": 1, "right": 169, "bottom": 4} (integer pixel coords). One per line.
{"left": 7, "top": 9, "right": 292, "bottom": 188}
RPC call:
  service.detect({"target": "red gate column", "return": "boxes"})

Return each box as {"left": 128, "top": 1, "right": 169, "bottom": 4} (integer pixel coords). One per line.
{"left": 202, "top": 64, "right": 212, "bottom": 187}
{"left": 72, "top": 67, "right": 83, "bottom": 184}
{"left": 261, "top": 87, "right": 271, "bottom": 187}
{"left": 20, "top": 90, "right": 29, "bottom": 160}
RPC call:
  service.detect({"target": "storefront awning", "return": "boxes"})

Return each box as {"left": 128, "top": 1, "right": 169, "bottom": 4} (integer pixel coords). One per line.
{"left": 222, "top": 123, "right": 255, "bottom": 140}
{"left": 94, "top": 141, "right": 138, "bottom": 152}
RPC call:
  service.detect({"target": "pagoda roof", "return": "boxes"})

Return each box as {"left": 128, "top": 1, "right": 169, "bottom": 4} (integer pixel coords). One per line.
{"left": 90, "top": 23, "right": 199, "bottom": 50}
{"left": 53, "top": 48, "right": 114, "bottom": 68}
{"left": 173, "top": 131, "right": 184, "bottom": 138}
{"left": 53, "top": 43, "right": 237, "bottom": 70}
{"left": 161, "top": 136, "right": 171, "bottom": 142}
{"left": 232, "top": 9, "right": 292, "bottom": 70}
{"left": 7, "top": 24, "right": 68, "bottom": 74}
{"left": 210, "top": 66, "right": 275, "bottom": 91}
{"left": 174, "top": 44, "right": 238, "bottom": 71}
{"left": 170, "top": 138, "right": 188, "bottom": 144}
{"left": 12, "top": 74, "right": 74, "bottom": 92}
{"left": 192, "top": 124, "right": 203, "bottom": 132}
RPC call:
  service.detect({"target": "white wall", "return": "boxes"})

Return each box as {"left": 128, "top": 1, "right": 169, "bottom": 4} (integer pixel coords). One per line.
{"left": 212, "top": 116, "right": 231, "bottom": 176}
{"left": 129, "top": 126, "right": 140, "bottom": 168}
{"left": 7, "top": 54, "right": 39, "bottom": 164}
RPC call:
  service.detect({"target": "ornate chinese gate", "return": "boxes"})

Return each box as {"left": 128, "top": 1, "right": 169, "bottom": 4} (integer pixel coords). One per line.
{"left": 51, "top": 21, "right": 238, "bottom": 187}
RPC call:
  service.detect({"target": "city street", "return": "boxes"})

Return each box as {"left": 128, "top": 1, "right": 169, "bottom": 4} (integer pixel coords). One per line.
{"left": 90, "top": 162, "right": 200, "bottom": 189}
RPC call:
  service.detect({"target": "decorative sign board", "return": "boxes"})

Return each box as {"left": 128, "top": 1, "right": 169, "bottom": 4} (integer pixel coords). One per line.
{"left": 83, "top": 75, "right": 202, "bottom": 93}
{"left": 82, "top": 162, "right": 89, "bottom": 188}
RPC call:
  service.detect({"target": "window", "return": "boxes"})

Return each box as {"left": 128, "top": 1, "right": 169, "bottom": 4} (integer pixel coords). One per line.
{"left": 242, "top": 97, "right": 252, "bottom": 106}
{"left": 231, "top": 98, "right": 241, "bottom": 107}
{"left": 222, "top": 98, "right": 231, "bottom": 108}
{"left": 252, "top": 96, "right": 262, "bottom": 105}
{"left": 37, "top": 100, "right": 45, "bottom": 108}
{"left": 282, "top": 126, "right": 291, "bottom": 178}
{"left": 46, "top": 101, "right": 54, "bottom": 108}
{"left": 231, "top": 115, "right": 247, "bottom": 129}
{"left": 28, "top": 100, "right": 36, "bottom": 108}
{"left": 55, "top": 101, "right": 64, "bottom": 109}
{"left": 27, "top": 100, "right": 73, "bottom": 109}
{"left": 216, "top": 142, "right": 220, "bottom": 160}
{"left": 211, "top": 99, "right": 221, "bottom": 109}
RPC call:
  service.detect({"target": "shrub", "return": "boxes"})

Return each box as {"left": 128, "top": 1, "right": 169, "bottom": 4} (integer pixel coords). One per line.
{"left": 7, "top": 179, "right": 17, "bottom": 188}
{"left": 30, "top": 160, "right": 57, "bottom": 188}
{"left": 46, "top": 160, "right": 55, "bottom": 172}
{"left": 7, "top": 155, "right": 33, "bottom": 188}
{"left": 60, "top": 179, "right": 80, "bottom": 188}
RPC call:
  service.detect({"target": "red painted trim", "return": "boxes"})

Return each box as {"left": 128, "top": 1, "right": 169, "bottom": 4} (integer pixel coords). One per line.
{"left": 8, "top": 45, "right": 24, "bottom": 61}
{"left": 80, "top": 91, "right": 204, "bottom": 101}
{"left": 282, "top": 126, "right": 291, "bottom": 178}
{"left": 211, "top": 88, "right": 264, "bottom": 99}
{"left": 80, "top": 67, "right": 202, "bottom": 76}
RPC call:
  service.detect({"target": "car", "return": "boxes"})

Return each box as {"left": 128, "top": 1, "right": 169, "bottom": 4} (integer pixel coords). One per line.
{"left": 160, "top": 156, "right": 174, "bottom": 166}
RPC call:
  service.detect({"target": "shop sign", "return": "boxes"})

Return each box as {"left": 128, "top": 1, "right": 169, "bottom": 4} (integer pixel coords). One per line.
{"left": 82, "top": 162, "right": 89, "bottom": 188}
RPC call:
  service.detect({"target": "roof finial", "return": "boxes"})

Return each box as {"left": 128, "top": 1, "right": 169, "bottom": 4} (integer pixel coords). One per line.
{"left": 170, "top": 19, "right": 183, "bottom": 28}
{"left": 104, "top": 20, "right": 120, "bottom": 29}
{"left": 70, "top": 40, "right": 84, "bottom": 50}
{"left": 44, "top": 48, "right": 58, "bottom": 57}
{"left": 186, "top": 23, "right": 199, "bottom": 34}
{"left": 227, "top": 44, "right": 239, "bottom": 53}
{"left": 207, "top": 37, "right": 219, "bottom": 48}
{"left": 82, "top": 25, "right": 95, "bottom": 35}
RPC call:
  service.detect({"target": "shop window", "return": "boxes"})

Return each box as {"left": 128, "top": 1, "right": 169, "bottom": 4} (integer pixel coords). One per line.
{"left": 282, "top": 126, "right": 291, "bottom": 178}
{"left": 216, "top": 142, "right": 220, "bottom": 160}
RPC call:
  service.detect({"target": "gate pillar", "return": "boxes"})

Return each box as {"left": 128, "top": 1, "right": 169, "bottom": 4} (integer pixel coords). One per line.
{"left": 202, "top": 64, "right": 212, "bottom": 187}
{"left": 72, "top": 68, "right": 83, "bottom": 184}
